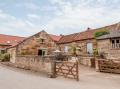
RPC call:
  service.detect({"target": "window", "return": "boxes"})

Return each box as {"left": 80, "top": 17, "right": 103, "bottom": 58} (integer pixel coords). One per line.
{"left": 38, "top": 49, "right": 46, "bottom": 56}
{"left": 41, "top": 39, "right": 45, "bottom": 43}
{"left": 87, "top": 43, "right": 93, "bottom": 54}
{"left": 64, "top": 46, "right": 69, "bottom": 53}
{"left": 111, "top": 39, "right": 120, "bottom": 48}
{"left": 112, "top": 40, "right": 115, "bottom": 48}
{"left": 37, "top": 38, "right": 45, "bottom": 44}
{"left": 112, "top": 40, "right": 115, "bottom": 44}
{"left": 116, "top": 40, "right": 119, "bottom": 43}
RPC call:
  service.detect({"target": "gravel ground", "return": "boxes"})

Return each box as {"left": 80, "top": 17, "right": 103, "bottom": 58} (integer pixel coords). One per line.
{"left": 0, "top": 63, "right": 120, "bottom": 89}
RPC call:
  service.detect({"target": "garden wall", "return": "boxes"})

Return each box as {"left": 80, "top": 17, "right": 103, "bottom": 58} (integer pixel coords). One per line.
{"left": 14, "top": 55, "right": 96, "bottom": 76}
{"left": 61, "top": 55, "right": 95, "bottom": 67}
{"left": 15, "top": 55, "right": 53, "bottom": 75}
{"left": 78, "top": 55, "right": 95, "bottom": 67}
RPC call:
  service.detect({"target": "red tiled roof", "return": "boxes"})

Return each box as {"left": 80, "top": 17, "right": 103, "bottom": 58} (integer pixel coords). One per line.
{"left": 49, "top": 34, "right": 62, "bottom": 42}
{"left": 58, "top": 22, "right": 120, "bottom": 44}
{"left": 58, "top": 33, "right": 79, "bottom": 43}
{"left": 58, "top": 30, "right": 94, "bottom": 44}
{"left": 0, "top": 34, "right": 25, "bottom": 47}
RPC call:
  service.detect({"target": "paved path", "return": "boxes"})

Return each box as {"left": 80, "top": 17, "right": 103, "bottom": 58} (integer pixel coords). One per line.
{"left": 0, "top": 64, "right": 120, "bottom": 89}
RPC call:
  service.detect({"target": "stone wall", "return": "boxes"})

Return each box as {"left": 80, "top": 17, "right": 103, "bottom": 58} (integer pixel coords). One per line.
{"left": 97, "top": 39, "right": 120, "bottom": 59}
{"left": 15, "top": 55, "right": 53, "bottom": 74}
{"left": 59, "top": 39, "right": 97, "bottom": 55}
{"left": 78, "top": 55, "right": 95, "bottom": 67}
{"left": 66, "top": 55, "right": 95, "bottom": 67}
{"left": 97, "top": 39, "right": 110, "bottom": 55}
{"left": 109, "top": 50, "right": 120, "bottom": 59}
{"left": 7, "top": 47, "right": 17, "bottom": 63}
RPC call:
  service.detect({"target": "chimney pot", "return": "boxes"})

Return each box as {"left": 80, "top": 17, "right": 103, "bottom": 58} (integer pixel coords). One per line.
{"left": 87, "top": 27, "right": 91, "bottom": 31}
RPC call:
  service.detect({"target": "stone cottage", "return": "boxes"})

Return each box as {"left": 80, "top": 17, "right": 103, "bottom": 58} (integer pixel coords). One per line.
{"left": 7, "top": 30, "right": 61, "bottom": 63}
{"left": 58, "top": 28, "right": 96, "bottom": 55}
{"left": 97, "top": 30, "right": 120, "bottom": 59}
{"left": 58, "top": 23, "right": 120, "bottom": 55}
{"left": 0, "top": 34, "right": 25, "bottom": 54}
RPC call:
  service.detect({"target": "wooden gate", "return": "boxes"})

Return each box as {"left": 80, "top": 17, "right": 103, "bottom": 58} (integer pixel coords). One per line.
{"left": 54, "top": 61, "right": 79, "bottom": 81}
{"left": 97, "top": 59, "right": 120, "bottom": 73}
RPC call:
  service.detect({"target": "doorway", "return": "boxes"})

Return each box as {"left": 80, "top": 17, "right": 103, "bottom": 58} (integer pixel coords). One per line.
{"left": 38, "top": 49, "right": 46, "bottom": 56}
{"left": 38, "top": 50, "right": 42, "bottom": 56}
{"left": 87, "top": 43, "right": 93, "bottom": 54}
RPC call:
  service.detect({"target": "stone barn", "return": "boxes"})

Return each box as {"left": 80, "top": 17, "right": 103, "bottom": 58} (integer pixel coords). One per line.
{"left": 97, "top": 30, "right": 120, "bottom": 59}
{"left": 7, "top": 30, "right": 61, "bottom": 63}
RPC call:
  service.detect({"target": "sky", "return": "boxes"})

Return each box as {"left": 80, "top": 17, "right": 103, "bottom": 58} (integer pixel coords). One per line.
{"left": 0, "top": 0, "right": 120, "bottom": 37}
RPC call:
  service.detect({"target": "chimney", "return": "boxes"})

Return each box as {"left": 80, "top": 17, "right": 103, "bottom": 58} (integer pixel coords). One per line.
{"left": 87, "top": 27, "right": 91, "bottom": 31}
{"left": 60, "top": 34, "right": 64, "bottom": 36}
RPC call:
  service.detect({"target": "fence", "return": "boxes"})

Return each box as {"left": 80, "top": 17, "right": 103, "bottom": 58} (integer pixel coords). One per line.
{"left": 97, "top": 59, "right": 120, "bottom": 74}
{"left": 53, "top": 61, "right": 79, "bottom": 81}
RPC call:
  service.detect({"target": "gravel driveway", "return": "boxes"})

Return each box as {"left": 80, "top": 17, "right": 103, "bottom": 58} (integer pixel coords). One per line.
{"left": 0, "top": 63, "right": 120, "bottom": 89}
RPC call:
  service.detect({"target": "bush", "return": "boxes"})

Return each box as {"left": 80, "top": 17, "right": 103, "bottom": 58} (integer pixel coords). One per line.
{"left": 94, "top": 30, "right": 109, "bottom": 38}
{"left": 0, "top": 54, "right": 4, "bottom": 61}
{"left": 0, "top": 53, "right": 10, "bottom": 62}
{"left": 93, "top": 48, "right": 98, "bottom": 57}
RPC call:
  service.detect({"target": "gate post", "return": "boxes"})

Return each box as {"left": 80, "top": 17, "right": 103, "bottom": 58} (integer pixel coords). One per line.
{"left": 51, "top": 60, "right": 56, "bottom": 78}
{"left": 76, "top": 61, "right": 79, "bottom": 81}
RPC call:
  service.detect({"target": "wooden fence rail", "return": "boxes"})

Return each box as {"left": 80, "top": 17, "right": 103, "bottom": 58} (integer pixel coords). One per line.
{"left": 97, "top": 59, "right": 120, "bottom": 74}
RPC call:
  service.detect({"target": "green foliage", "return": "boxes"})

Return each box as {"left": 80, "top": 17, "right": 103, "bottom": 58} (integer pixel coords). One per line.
{"left": 94, "top": 30, "right": 109, "bottom": 38}
{"left": 0, "top": 54, "right": 4, "bottom": 61}
{"left": 69, "top": 43, "right": 77, "bottom": 56}
{"left": 0, "top": 53, "right": 10, "bottom": 62}
{"left": 93, "top": 48, "right": 98, "bottom": 57}
{"left": 71, "top": 46, "right": 77, "bottom": 55}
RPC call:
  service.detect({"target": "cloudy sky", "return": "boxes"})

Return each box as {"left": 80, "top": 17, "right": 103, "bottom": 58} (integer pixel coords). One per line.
{"left": 0, "top": 0, "right": 120, "bottom": 37}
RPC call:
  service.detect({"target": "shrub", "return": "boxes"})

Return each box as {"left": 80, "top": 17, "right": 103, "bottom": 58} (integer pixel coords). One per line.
{"left": 0, "top": 53, "right": 10, "bottom": 62}
{"left": 0, "top": 54, "right": 4, "bottom": 61}
{"left": 93, "top": 48, "right": 98, "bottom": 57}
{"left": 94, "top": 30, "right": 109, "bottom": 38}
{"left": 69, "top": 46, "right": 77, "bottom": 56}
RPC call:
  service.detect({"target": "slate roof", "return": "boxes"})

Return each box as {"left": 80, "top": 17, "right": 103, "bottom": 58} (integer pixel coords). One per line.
{"left": 97, "top": 30, "right": 120, "bottom": 40}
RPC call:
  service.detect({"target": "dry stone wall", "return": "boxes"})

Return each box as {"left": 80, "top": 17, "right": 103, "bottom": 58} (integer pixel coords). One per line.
{"left": 15, "top": 56, "right": 53, "bottom": 74}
